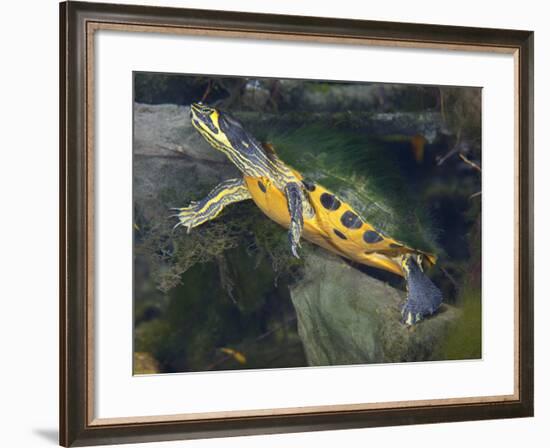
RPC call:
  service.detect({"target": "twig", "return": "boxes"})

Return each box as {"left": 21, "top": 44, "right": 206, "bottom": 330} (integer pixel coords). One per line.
{"left": 217, "top": 255, "right": 237, "bottom": 305}
{"left": 437, "top": 129, "right": 462, "bottom": 166}
{"left": 201, "top": 80, "right": 212, "bottom": 102}
{"left": 439, "top": 266, "right": 459, "bottom": 291}
{"left": 458, "top": 153, "right": 482, "bottom": 173}
{"left": 469, "top": 191, "right": 482, "bottom": 200}
{"left": 256, "top": 316, "right": 297, "bottom": 342}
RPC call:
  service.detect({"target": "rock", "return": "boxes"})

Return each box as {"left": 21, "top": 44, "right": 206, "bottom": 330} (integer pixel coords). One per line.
{"left": 133, "top": 103, "right": 240, "bottom": 222}
{"left": 290, "top": 249, "right": 460, "bottom": 366}
{"left": 134, "top": 103, "right": 228, "bottom": 162}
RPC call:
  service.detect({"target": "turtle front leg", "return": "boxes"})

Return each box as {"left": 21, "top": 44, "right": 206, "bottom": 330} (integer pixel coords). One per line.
{"left": 400, "top": 254, "right": 443, "bottom": 325}
{"left": 284, "top": 182, "right": 305, "bottom": 258}
{"left": 173, "top": 178, "right": 251, "bottom": 232}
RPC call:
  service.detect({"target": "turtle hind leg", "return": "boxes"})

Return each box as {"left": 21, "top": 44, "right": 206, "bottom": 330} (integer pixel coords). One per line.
{"left": 284, "top": 182, "right": 305, "bottom": 258}
{"left": 172, "top": 178, "right": 251, "bottom": 232}
{"left": 400, "top": 254, "right": 443, "bottom": 326}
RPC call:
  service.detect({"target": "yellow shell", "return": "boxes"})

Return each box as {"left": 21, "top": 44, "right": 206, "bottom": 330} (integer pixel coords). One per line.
{"left": 244, "top": 174, "right": 435, "bottom": 277}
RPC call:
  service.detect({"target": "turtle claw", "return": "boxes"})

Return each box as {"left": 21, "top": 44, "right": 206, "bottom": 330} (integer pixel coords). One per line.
{"left": 288, "top": 220, "right": 303, "bottom": 259}
{"left": 400, "top": 287, "right": 442, "bottom": 326}
{"left": 290, "top": 241, "right": 301, "bottom": 259}
{"left": 400, "top": 302, "right": 426, "bottom": 326}
{"left": 171, "top": 204, "right": 201, "bottom": 232}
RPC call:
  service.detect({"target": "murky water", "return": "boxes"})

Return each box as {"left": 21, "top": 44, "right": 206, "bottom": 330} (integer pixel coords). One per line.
{"left": 133, "top": 73, "right": 482, "bottom": 374}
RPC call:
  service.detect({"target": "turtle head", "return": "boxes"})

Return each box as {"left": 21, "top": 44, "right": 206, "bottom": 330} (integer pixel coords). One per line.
{"left": 190, "top": 102, "right": 260, "bottom": 159}
{"left": 190, "top": 102, "right": 221, "bottom": 140}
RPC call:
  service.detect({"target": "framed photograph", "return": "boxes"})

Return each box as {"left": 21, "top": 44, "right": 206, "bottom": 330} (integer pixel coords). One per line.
{"left": 59, "top": 1, "right": 533, "bottom": 446}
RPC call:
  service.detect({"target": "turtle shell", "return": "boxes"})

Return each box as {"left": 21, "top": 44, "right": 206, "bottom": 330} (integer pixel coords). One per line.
{"left": 263, "top": 125, "right": 440, "bottom": 257}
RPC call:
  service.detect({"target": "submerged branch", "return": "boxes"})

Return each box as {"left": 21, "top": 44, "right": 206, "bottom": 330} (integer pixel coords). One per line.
{"left": 469, "top": 191, "right": 482, "bottom": 200}
{"left": 459, "top": 153, "right": 482, "bottom": 173}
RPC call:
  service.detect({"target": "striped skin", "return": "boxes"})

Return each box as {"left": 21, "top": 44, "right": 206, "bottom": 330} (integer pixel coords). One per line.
{"left": 283, "top": 182, "right": 306, "bottom": 258}
{"left": 175, "top": 178, "right": 251, "bottom": 232}
{"left": 191, "top": 103, "right": 297, "bottom": 188}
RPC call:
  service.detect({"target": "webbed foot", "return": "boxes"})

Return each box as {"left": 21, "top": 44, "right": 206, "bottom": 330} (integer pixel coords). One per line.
{"left": 171, "top": 203, "right": 206, "bottom": 233}
{"left": 400, "top": 255, "right": 443, "bottom": 326}
{"left": 171, "top": 178, "right": 251, "bottom": 233}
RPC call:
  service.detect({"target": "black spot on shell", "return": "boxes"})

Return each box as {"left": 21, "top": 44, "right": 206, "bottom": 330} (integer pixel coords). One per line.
{"left": 363, "top": 230, "right": 383, "bottom": 244}
{"left": 257, "top": 180, "right": 266, "bottom": 193}
{"left": 320, "top": 193, "right": 341, "bottom": 211}
{"left": 302, "top": 180, "right": 316, "bottom": 192}
{"left": 340, "top": 211, "right": 362, "bottom": 229}
{"left": 333, "top": 229, "right": 347, "bottom": 240}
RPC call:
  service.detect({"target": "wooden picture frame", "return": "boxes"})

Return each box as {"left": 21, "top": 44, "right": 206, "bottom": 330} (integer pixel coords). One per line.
{"left": 59, "top": 1, "right": 534, "bottom": 446}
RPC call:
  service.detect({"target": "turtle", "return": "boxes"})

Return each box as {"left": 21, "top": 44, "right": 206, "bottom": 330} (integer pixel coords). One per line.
{"left": 173, "top": 102, "right": 443, "bottom": 325}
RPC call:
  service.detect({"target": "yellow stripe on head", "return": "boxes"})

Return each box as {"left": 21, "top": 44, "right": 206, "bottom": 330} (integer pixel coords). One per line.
{"left": 210, "top": 109, "right": 220, "bottom": 129}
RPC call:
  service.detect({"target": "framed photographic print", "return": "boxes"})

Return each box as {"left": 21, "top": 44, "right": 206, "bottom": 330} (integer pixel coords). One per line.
{"left": 59, "top": 1, "right": 534, "bottom": 446}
